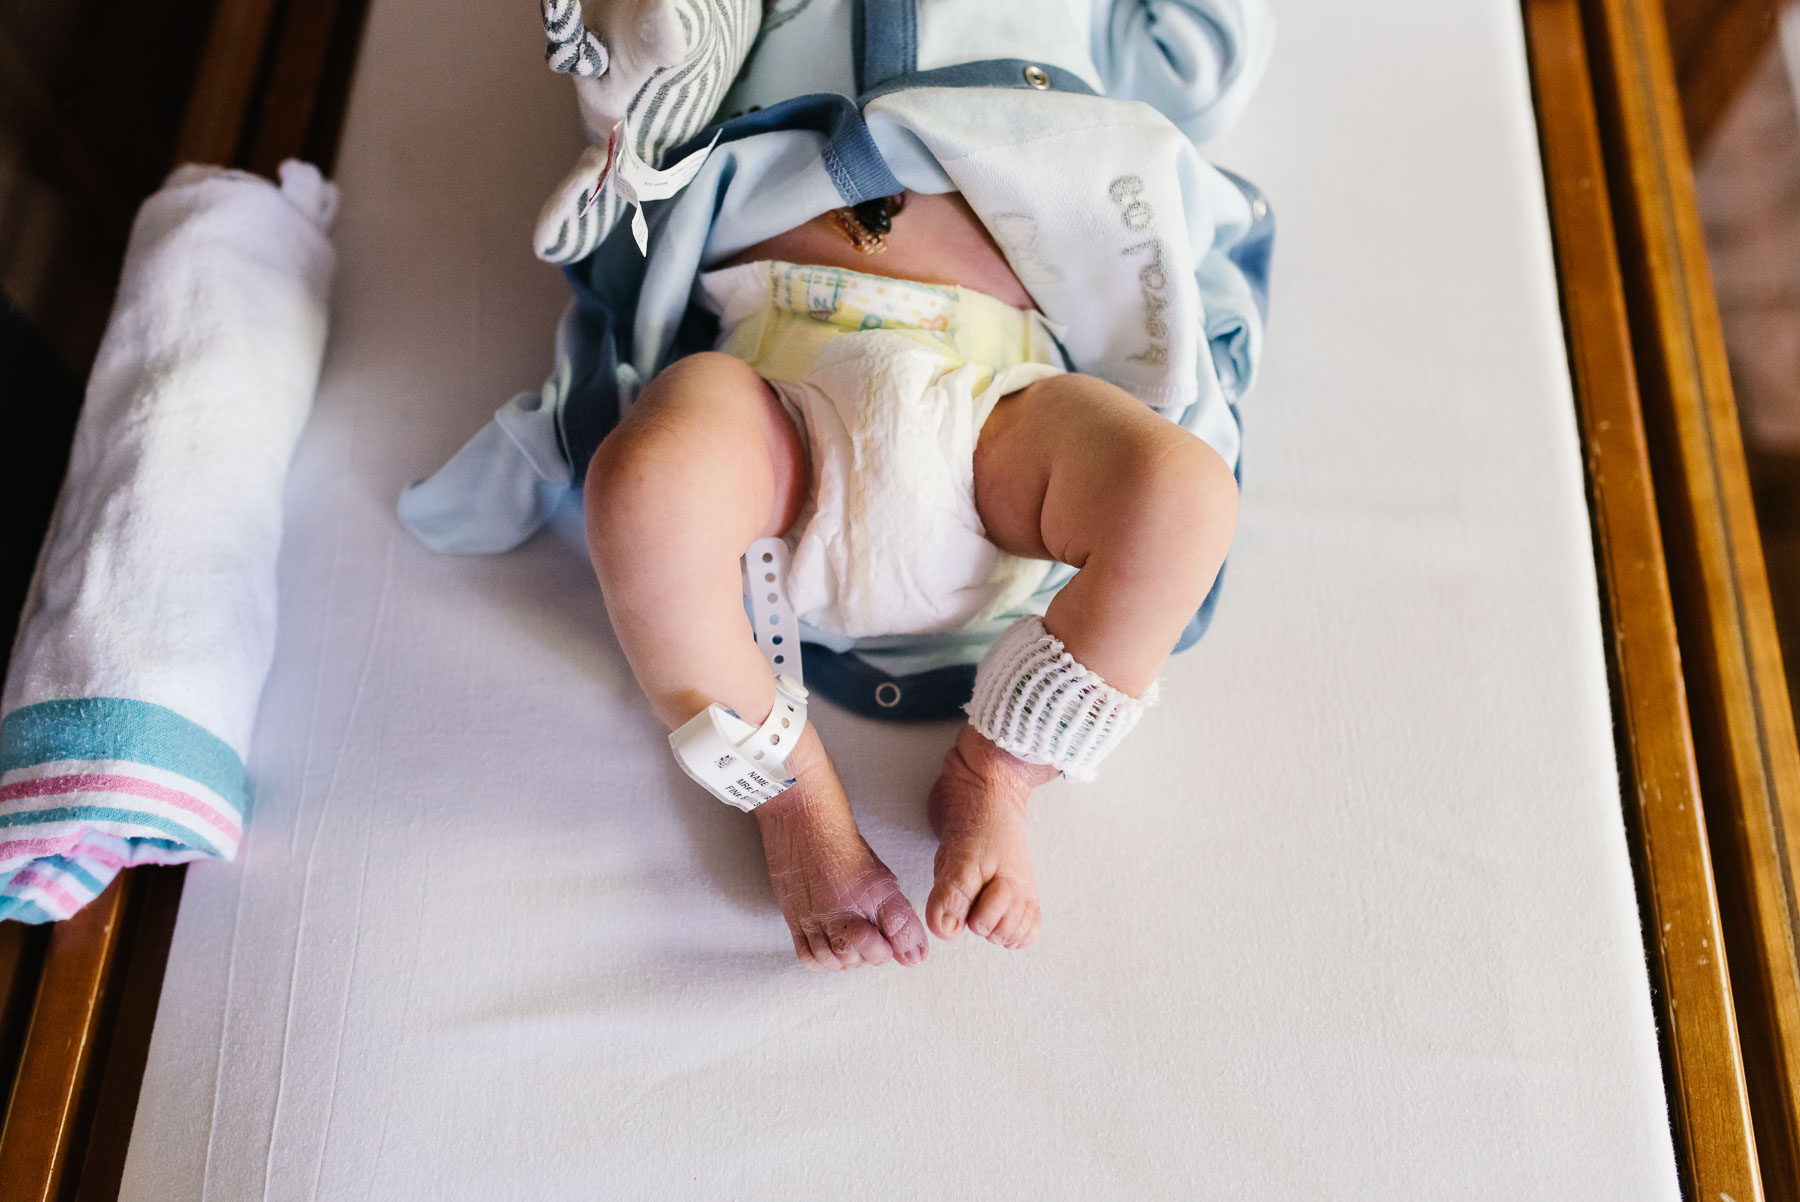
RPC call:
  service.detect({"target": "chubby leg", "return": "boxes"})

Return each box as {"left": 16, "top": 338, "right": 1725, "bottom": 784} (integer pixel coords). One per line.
{"left": 926, "top": 373, "right": 1239, "bottom": 948}
{"left": 586, "top": 352, "right": 928, "bottom": 969}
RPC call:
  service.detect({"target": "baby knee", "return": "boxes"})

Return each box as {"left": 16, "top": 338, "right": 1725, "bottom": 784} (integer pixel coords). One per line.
{"left": 584, "top": 419, "right": 696, "bottom": 559}
{"left": 1154, "top": 434, "right": 1238, "bottom": 523}
{"left": 1117, "top": 428, "right": 1238, "bottom": 534}
{"left": 588, "top": 354, "right": 745, "bottom": 491}
{"left": 588, "top": 422, "right": 664, "bottom": 512}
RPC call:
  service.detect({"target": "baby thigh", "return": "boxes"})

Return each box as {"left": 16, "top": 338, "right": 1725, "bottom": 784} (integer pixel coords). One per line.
{"left": 972, "top": 372, "right": 1239, "bottom": 695}
{"left": 584, "top": 351, "right": 807, "bottom": 729}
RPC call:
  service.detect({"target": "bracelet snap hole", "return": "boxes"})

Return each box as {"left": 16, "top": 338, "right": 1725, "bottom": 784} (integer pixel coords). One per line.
{"left": 781, "top": 717, "right": 790, "bottom": 728}
{"left": 762, "top": 552, "right": 774, "bottom": 563}
{"left": 764, "top": 572, "right": 775, "bottom": 583}
{"left": 771, "top": 635, "right": 783, "bottom": 645}
{"left": 875, "top": 682, "right": 901, "bottom": 708}
{"left": 774, "top": 655, "right": 784, "bottom": 664}
{"left": 770, "top": 734, "right": 780, "bottom": 745}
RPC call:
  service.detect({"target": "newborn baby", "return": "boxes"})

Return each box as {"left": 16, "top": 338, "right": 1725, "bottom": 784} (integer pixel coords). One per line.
{"left": 585, "top": 191, "right": 1240, "bottom": 967}
{"left": 402, "top": 0, "right": 1274, "bottom": 970}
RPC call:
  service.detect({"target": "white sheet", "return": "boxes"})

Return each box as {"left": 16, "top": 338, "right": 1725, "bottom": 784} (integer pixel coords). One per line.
{"left": 121, "top": 1, "right": 1682, "bottom": 1197}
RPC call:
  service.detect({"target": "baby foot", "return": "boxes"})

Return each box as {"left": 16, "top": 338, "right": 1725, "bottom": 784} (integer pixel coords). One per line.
{"left": 754, "top": 727, "right": 929, "bottom": 970}
{"left": 926, "top": 726, "right": 1058, "bottom": 949}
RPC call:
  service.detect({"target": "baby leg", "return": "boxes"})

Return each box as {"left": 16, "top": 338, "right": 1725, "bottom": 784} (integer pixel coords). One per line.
{"left": 926, "top": 373, "right": 1239, "bottom": 947}
{"left": 585, "top": 352, "right": 928, "bottom": 969}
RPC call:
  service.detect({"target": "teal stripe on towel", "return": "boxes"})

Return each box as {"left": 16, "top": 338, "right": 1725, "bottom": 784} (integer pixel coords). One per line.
{"left": 1, "top": 898, "right": 54, "bottom": 924}
{"left": 44, "top": 853, "right": 107, "bottom": 896}
{"left": 0, "top": 804, "right": 223, "bottom": 858}
{"left": 0, "top": 698, "right": 247, "bottom": 810}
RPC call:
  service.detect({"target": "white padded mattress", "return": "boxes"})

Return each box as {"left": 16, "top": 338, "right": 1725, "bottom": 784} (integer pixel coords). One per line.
{"left": 121, "top": 1, "right": 1682, "bottom": 1197}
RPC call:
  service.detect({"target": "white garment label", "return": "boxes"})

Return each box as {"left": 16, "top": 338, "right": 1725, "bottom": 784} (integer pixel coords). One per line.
{"left": 595, "top": 119, "right": 721, "bottom": 254}
{"left": 669, "top": 676, "right": 809, "bottom": 812}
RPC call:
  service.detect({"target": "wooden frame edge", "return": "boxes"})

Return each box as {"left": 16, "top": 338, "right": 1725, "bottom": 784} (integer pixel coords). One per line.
{"left": 1580, "top": 0, "right": 1800, "bottom": 1193}
{"left": 1524, "top": 1, "right": 1762, "bottom": 1195}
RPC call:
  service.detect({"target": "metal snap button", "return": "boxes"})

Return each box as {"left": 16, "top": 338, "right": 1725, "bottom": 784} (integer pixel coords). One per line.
{"left": 875, "top": 682, "right": 902, "bottom": 708}
{"left": 1252, "top": 196, "right": 1269, "bottom": 221}
{"left": 1022, "top": 64, "right": 1050, "bottom": 90}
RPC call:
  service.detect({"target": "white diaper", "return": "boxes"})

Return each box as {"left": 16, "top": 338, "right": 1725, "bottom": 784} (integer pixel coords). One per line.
{"left": 698, "top": 261, "right": 1066, "bottom": 638}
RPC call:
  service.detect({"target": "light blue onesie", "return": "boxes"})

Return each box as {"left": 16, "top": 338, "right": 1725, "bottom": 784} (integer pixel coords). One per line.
{"left": 400, "top": 0, "right": 1276, "bottom": 720}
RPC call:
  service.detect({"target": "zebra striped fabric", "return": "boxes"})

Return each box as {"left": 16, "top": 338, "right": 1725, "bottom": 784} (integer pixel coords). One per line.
{"left": 535, "top": 0, "right": 761, "bottom": 265}
{"left": 543, "top": 0, "right": 609, "bottom": 76}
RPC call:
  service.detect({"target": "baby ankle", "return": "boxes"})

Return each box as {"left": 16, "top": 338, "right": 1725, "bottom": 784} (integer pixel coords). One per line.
{"left": 953, "top": 726, "right": 1059, "bottom": 797}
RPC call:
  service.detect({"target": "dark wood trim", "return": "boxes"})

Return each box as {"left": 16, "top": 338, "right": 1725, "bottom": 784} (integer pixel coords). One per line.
{"left": 1525, "top": 2, "right": 1763, "bottom": 1195}
{"left": 0, "top": 883, "right": 133, "bottom": 1201}
{"left": 179, "top": 0, "right": 372, "bottom": 175}
{"left": 176, "top": 0, "right": 286, "bottom": 167}
{"left": 247, "top": 0, "right": 359, "bottom": 178}
{"left": 1582, "top": 0, "right": 1800, "bottom": 1193}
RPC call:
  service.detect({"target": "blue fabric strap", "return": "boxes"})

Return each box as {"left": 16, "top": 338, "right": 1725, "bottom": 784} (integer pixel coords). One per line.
{"left": 853, "top": 0, "right": 917, "bottom": 94}
{"left": 802, "top": 643, "right": 976, "bottom": 722}
{"left": 659, "top": 92, "right": 905, "bottom": 206}
{"left": 858, "top": 58, "right": 1099, "bottom": 104}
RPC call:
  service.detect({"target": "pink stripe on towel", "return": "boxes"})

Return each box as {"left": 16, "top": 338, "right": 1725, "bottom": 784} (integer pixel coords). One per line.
{"left": 0, "top": 834, "right": 88, "bottom": 864}
{"left": 9, "top": 868, "right": 89, "bottom": 918}
{"left": 0, "top": 834, "right": 136, "bottom": 869}
{"left": 0, "top": 772, "right": 242, "bottom": 841}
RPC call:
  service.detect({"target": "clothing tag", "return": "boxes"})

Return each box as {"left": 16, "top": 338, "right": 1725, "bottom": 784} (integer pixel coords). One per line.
{"left": 598, "top": 120, "right": 721, "bottom": 255}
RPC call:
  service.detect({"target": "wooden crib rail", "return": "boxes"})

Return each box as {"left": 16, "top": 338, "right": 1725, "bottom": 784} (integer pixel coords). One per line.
{"left": 1526, "top": 2, "right": 1763, "bottom": 1196}
{"left": 1580, "top": 0, "right": 1800, "bottom": 1193}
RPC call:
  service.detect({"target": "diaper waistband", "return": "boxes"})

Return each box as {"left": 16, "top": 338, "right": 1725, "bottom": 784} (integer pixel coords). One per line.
{"left": 699, "top": 260, "right": 1063, "bottom": 372}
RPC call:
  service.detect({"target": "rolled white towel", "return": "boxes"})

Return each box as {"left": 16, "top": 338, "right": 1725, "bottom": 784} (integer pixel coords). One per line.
{"left": 0, "top": 161, "right": 336, "bottom": 922}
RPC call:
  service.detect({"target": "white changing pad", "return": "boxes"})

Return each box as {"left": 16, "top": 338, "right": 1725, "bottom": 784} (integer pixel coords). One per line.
{"left": 120, "top": 1, "right": 1682, "bottom": 1197}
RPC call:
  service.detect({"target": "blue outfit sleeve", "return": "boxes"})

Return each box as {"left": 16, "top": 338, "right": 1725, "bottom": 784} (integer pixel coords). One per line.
{"left": 1093, "top": 0, "right": 1275, "bottom": 143}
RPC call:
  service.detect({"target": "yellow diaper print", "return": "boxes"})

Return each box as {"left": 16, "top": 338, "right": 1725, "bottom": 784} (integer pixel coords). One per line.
{"left": 720, "top": 261, "right": 1059, "bottom": 391}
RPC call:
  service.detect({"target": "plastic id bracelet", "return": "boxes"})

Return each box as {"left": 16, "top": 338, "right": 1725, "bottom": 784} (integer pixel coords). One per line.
{"left": 670, "top": 674, "right": 809, "bottom": 811}
{"left": 668, "top": 537, "right": 808, "bottom": 811}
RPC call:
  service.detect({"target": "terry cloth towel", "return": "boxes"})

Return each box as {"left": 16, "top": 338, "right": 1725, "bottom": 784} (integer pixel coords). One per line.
{"left": 0, "top": 161, "right": 337, "bottom": 923}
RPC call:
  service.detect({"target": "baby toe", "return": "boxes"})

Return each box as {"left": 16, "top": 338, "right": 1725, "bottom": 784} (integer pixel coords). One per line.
{"left": 990, "top": 895, "right": 1042, "bottom": 950}
{"left": 965, "top": 876, "right": 1024, "bottom": 943}
{"left": 803, "top": 926, "right": 844, "bottom": 971}
{"left": 824, "top": 915, "right": 889, "bottom": 968}
{"left": 928, "top": 856, "right": 984, "bottom": 940}
{"left": 1016, "top": 900, "right": 1044, "bottom": 948}
{"left": 875, "top": 893, "right": 929, "bottom": 966}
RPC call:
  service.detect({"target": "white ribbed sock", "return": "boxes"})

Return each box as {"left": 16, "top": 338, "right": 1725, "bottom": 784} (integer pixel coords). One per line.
{"left": 965, "top": 617, "right": 1159, "bottom": 782}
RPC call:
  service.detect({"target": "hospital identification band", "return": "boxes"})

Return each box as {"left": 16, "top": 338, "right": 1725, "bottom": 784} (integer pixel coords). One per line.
{"left": 669, "top": 538, "right": 808, "bottom": 812}
{"left": 669, "top": 674, "right": 809, "bottom": 811}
